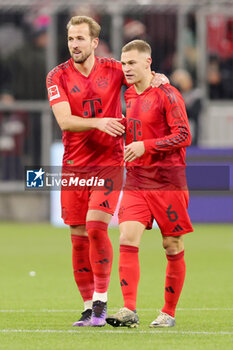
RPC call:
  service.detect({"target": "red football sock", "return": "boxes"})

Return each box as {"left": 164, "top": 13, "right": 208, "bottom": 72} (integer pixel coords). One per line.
{"left": 86, "top": 221, "right": 113, "bottom": 293}
{"left": 71, "top": 235, "right": 94, "bottom": 302}
{"left": 119, "top": 245, "right": 140, "bottom": 311}
{"left": 162, "top": 250, "right": 186, "bottom": 317}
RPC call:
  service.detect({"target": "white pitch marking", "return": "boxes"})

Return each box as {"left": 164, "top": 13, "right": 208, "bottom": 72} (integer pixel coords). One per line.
{"left": 0, "top": 329, "right": 232, "bottom": 335}
{"left": 0, "top": 310, "right": 82, "bottom": 313}
{"left": 0, "top": 308, "right": 233, "bottom": 313}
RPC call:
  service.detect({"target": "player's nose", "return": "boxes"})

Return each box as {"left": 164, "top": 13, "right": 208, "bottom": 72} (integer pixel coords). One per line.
{"left": 71, "top": 40, "right": 79, "bottom": 48}
{"left": 124, "top": 65, "right": 131, "bottom": 72}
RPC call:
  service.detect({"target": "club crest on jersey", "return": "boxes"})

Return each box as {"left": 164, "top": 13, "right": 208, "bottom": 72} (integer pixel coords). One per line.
{"left": 48, "top": 85, "right": 60, "bottom": 101}
{"left": 141, "top": 99, "right": 152, "bottom": 112}
{"left": 96, "top": 77, "right": 109, "bottom": 89}
{"left": 171, "top": 106, "right": 183, "bottom": 120}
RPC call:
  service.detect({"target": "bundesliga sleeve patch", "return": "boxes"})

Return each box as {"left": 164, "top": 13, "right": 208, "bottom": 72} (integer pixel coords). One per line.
{"left": 48, "top": 85, "right": 60, "bottom": 101}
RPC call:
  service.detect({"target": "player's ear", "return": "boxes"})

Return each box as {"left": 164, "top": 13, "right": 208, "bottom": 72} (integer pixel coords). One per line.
{"left": 146, "top": 57, "right": 152, "bottom": 68}
{"left": 92, "top": 37, "right": 99, "bottom": 50}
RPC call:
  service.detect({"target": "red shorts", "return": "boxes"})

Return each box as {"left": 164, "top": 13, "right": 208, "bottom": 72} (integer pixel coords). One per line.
{"left": 118, "top": 190, "right": 193, "bottom": 236}
{"left": 61, "top": 166, "right": 123, "bottom": 225}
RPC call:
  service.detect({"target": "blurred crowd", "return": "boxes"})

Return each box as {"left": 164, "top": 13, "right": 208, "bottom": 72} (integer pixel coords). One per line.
{"left": 0, "top": 4, "right": 233, "bottom": 180}
{"left": 0, "top": 11, "right": 49, "bottom": 179}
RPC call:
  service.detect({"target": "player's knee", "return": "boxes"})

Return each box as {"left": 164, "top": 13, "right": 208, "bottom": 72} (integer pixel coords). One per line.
{"left": 119, "top": 232, "right": 138, "bottom": 247}
{"left": 70, "top": 225, "right": 87, "bottom": 236}
{"left": 162, "top": 235, "right": 184, "bottom": 255}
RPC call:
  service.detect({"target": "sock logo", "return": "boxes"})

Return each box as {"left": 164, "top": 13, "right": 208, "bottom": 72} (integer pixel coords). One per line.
{"left": 75, "top": 268, "right": 91, "bottom": 272}
{"left": 95, "top": 258, "right": 110, "bottom": 264}
{"left": 120, "top": 279, "right": 128, "bottom": 286}
{"left": 99, "top": 200, "right": 109, "bottom": 208}
{"left": 165, "top": 286, "right": 175, "bottom": 294}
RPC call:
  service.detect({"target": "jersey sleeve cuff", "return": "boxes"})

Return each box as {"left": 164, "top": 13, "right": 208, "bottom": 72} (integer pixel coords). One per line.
{"left": 143, "top": 139, "right": 155, "bottom": 153}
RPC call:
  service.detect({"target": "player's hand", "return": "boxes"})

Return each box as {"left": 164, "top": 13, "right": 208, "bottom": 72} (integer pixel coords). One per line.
{"left": 151, "top": 72, "right": 170, "bottom": 87}
{"left": 95, "top": 118, "right": 125, "bottom": 137}
{"left": 124, "top": 141, "right": 145, "bottom": 162}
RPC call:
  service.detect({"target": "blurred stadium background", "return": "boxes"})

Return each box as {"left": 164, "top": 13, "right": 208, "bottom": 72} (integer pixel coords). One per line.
{"left": 0, "top": 0, "right": 232, "bottom": 224}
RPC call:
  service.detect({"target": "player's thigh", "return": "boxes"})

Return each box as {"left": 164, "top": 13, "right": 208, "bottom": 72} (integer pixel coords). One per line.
{"left": 119, "top": 221, "right": 146, "bottom": 247}
{"left": 86, "top": 209, "right": 112, "bottom": 224}
{"left": 61, "top": 188, "right": 89, "bottom": 226}
{"left": 118, "top": 190, "right": 153, "bottom": 230}
{"left": 88, "top": 165, "right": 123, "bottom": 214}
{"left": 88, "top": 188, "right": 121, "bottom": 217}
{"left": 146, "top": 190, "right": 193, "bottom": 236}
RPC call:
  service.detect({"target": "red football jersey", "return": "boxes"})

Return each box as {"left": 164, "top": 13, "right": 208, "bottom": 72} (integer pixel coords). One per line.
{"left": 46, "top": 57, "right": 127, "bottom": 166}
{"left": 124, "top": 84, "right": 191, "bottom": 189}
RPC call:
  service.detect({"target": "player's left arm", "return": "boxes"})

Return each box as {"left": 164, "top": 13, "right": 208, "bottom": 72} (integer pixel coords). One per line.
{"left": 124, "top": 86, "right": 191, "bottom": 162}
{"left": 143, "top": 85, "right": 192, "bottom": 153}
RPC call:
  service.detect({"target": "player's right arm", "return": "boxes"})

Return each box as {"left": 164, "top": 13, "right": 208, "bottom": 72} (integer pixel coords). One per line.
{"left": 52, "top": 101, "right": 125, "bottom": 137}
{"left": 47, "top": 66, "right": 124, "bottom": 137}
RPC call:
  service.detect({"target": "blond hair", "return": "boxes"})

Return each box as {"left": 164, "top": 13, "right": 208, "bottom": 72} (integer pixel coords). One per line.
{"left": 67, "top": 16, "right": 101, "bottom": 38}
{"left": 122, "top": 39, "right": 151, "bottom": 56}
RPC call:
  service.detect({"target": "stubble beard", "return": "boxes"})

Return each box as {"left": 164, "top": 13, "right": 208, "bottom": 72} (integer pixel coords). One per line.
{"left": 72, "top": 50, "right": 92, "bottom": 64}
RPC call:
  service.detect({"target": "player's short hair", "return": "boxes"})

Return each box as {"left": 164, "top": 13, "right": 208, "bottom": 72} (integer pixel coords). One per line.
{"left": 122, "top": 40, "right": 152, "bottom": 56}
{"left": 67, "top": 16, "right": 101, "bottom": 38}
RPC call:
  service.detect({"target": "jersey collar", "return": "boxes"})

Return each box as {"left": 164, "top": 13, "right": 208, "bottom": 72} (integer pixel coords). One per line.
{"left": 69, "top": 57, "right": 98, "bottom": 78}
{"left": 133, "top": 85, "right": 153, "bottom": 96}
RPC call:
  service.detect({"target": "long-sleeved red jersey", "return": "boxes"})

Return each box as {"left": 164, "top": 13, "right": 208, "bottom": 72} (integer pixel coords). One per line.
{"left": 124, "top": 83, "right": 191, "bottom": 189}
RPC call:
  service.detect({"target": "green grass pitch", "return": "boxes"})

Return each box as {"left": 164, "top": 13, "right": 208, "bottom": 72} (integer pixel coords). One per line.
{"left": 0, "top": 222, "right": 232, "bottom": 350}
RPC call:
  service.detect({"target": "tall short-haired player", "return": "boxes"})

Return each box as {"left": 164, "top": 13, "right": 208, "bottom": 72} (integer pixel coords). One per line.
{"left": 106, "top": 40, "right": 193, "bottom": 328}
{"left": 46, "top": 17, "right": 169, "bottom": 327}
